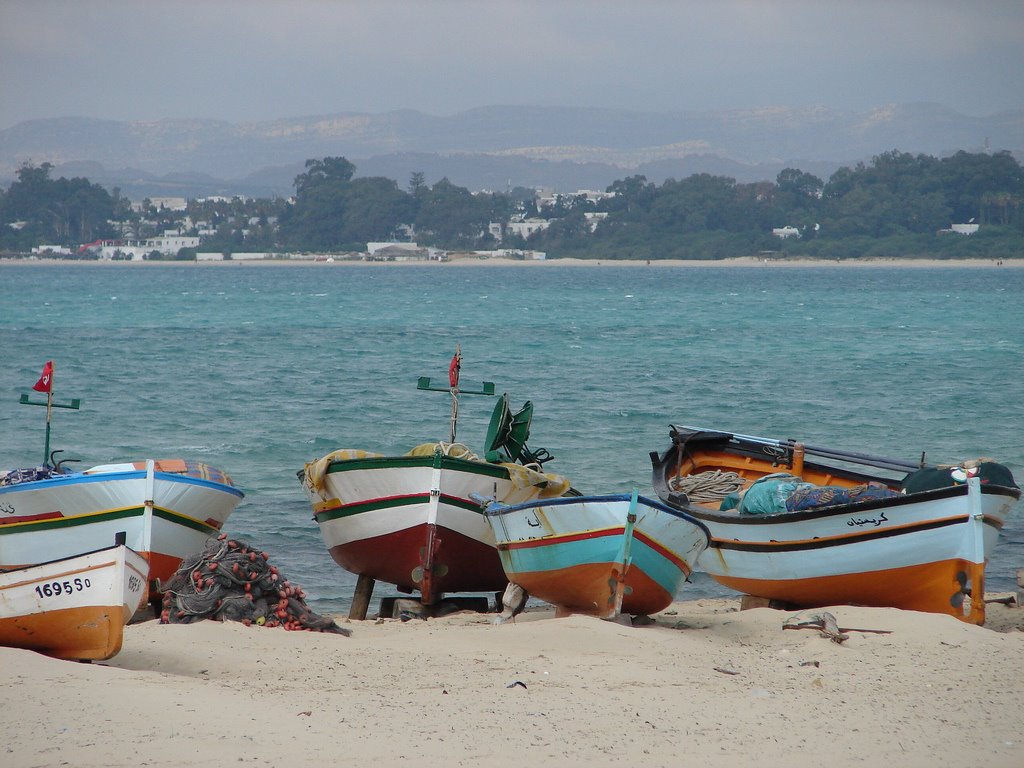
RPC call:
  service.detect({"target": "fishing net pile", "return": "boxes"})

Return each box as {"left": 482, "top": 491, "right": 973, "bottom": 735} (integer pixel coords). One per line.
{"left": 0, "top": 465, "right": 68, "bottom": 487}
{"left": 160, "top": 534, "right": 351, "bottom": 636}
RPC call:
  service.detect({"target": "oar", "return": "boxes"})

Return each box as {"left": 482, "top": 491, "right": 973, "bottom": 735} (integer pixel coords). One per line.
{"left": 674, "top": 424, "right": 924, "bottom": 473}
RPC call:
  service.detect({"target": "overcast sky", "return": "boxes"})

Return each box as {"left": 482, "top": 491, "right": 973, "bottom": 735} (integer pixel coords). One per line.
{"left": 1, "top": 0, "right": 1022, "bottom": 130}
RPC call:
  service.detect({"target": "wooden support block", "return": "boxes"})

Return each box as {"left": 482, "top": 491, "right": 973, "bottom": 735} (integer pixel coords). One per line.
{"left": 390, "top": 598, "right": 429, "bottom": 620}
{"left": 377, "top": 596, "right": 397, "bottom": 618}
{"left": 740, "top": 595, "right": 791, "bottom": 611}
{"left": 440, "top": 596, "right": 489, "bottom": 614}
{"left": 348, "top": 573, "right": 375, "bottom": 620}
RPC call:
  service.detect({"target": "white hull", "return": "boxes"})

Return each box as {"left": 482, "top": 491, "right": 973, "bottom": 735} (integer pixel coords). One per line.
{"left": 0, "top": 461, "right": 244, "bottom": 588}
{"left": 651, "top": 425, "right": 1023, "bottom": 623}
{"left": 0, "top": 544, "right": 149, "bottom": 659}
{"left": 697, "top": 479, "right": 1009, "bottom": 581}
{"left": 314, "top": 464, "right": 512, "bottom": 550}
{"left": 303, "top": 451, "right": 569, "bottom": 601}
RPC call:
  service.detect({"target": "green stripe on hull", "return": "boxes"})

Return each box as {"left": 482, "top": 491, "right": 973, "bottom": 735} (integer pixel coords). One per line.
{"left": 317, "top": 495, "right": 428, "bottom": 522}
{"left": 0, "top": 507, "right": 145, "bottom": 534}
{"left": 315, "top": 493, "right": 484, "bottom": 524}
{"left": 152, "top": 507, "right": 220, "bottom": 534}
{"left": 0, "top": 507, "right": 218, "bottom": 536}
{"left": 326, "top": 455, "right": 510, "bottom": 480}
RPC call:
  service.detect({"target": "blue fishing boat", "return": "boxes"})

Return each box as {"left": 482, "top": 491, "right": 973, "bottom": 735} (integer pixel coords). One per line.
{"left": 480, "top": 491, "right": 709, "bottom": 618}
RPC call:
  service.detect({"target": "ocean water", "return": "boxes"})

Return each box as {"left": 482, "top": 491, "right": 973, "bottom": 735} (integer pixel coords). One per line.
{"left": 1, "top": 262, "right": 1021, "bottom": 615}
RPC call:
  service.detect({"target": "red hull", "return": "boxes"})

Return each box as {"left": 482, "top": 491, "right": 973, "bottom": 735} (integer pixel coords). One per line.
{"left": 328, "top": 523, "right": 507, "bottom": 602}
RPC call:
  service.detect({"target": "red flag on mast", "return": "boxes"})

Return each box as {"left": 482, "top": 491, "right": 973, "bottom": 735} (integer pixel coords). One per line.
{"left": 448, "top": 350, "right": 461, "bottom": 388}
{"left": 32, "top": 361, "right": 54, "bottom": 393}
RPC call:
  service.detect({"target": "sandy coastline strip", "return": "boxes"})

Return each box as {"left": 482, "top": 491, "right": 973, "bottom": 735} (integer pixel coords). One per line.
{"left": 3, "top": 596, "right": 1022, "bottom": 768}
{"left": 2, "top": 256, "right": 1022, "bottom": 269}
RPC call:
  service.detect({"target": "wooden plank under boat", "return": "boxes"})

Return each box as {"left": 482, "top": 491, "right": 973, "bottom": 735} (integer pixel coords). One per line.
{"left": 0, "top": 459, "right": 244, "bottom": 595}
{"left": 0, "top": 544, "right": 149, "bottom": 661}
{"left": 650, "top": 425, "right": 1021, "bottom": 624}
{"left": 481, "top": 491, "right": 710, "bottom": 618}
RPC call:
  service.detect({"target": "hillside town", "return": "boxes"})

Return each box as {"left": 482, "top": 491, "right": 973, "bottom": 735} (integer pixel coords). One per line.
{"left": 3, "top": 150, "right": 1021, "bottom": 262}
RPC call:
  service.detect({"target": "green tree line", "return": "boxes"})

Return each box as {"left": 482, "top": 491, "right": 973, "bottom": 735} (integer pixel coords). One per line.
{"left": 0, "top": 162, "right": 127, "bottom": 251}
{"left": 2, "top": 149, "right": 1021, "bottom": 259}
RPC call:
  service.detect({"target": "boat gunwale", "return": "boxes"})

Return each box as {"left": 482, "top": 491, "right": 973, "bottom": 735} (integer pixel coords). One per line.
{"left": 0, "top": 541, "right": 144, "bottom": 576}
{"left": 322, "top": 453, "right": 512, "bottom": 480}
{"left": 675, "top": 482, "right": 1018, "bottom": 526}
{"left": 481, "top": 492, "right": 714, "bottom": 541}
{"left": 0, "top": 468, "right": 244, "bottom": 498}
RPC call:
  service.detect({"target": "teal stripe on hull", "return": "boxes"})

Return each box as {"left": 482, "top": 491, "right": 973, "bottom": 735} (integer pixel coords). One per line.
{"left": 629, "top": 539, "right": 689, "bottom": 594}
{"left": 502, "top": 535, "right": 684, "bottom": 596}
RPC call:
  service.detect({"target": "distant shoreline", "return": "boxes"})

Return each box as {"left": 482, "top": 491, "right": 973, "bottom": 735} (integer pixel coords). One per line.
{"left": 2, "top": 256, "right": 1022, "bottom": 268}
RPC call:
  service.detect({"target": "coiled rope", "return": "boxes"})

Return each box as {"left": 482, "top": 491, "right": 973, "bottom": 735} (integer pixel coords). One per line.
{"left": 670, "top": 470, "right": 746, "bottom": 503}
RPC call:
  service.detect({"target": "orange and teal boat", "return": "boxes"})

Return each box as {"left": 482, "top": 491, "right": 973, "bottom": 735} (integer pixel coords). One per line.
{"left": 481, "top": 491, "right": 709, "bottom": 619}
{"left": 651, "top": 425, "right": 1020, "bottom": 624}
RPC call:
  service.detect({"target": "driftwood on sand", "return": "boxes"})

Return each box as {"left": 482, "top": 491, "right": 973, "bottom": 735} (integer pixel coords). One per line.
{"left": 781, "top": 611, "right": 894, "bottom": 643}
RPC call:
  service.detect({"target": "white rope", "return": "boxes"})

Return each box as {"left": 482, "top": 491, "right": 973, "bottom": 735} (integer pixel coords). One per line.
{"left": 436, "top": 442, "right": 480, "bottom": 461}
{"left": 670, "top": 469, "right": 745, "bottom": 503}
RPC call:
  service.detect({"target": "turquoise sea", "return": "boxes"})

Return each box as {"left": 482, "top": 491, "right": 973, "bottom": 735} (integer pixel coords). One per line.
{"left": 1, "top": 263, "right": 1021, "bottom": 615}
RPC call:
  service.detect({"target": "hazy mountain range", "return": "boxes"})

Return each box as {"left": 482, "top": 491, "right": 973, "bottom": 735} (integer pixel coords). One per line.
{"left": 1, "top": 104, "right": 1021, "bottom": 199}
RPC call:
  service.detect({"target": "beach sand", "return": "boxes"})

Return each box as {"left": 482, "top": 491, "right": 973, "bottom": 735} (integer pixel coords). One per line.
{"left": 3, "top": 596, "right": 1022, "bottom": 767}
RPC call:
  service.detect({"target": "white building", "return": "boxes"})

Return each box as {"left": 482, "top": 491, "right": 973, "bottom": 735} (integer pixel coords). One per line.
{"left": 504, "top": 219, "right": 551, "bottom": 239}
{"left": 495, "top": 249, "right": 546, "bottom": 260}
{"left": 772, "top": 226, "right": 801, "bottom": 239}
{"left": 584, "top": 212, "right": 609, "bottom": 232}
{"left": 196, "top": 252, "right": 292, "bottom": 261}
{"left": 946, "top": 223, "right": 980, "bottom": 235}
{"left": 148, "top": 197, "right": 188, "bottom": 211}
{"left": 367, "top": 241, "right": 422, "bottom": 256}
{"left": 90, "top": 234, "right": 201, "bottom": 260}
{"left": 31, "top": 245, "right": 73, "bottom": 255}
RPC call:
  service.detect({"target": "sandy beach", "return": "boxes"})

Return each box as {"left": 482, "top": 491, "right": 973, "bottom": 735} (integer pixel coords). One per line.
{"left": 3, "top": 596, "right": 1022, "bottom": 768}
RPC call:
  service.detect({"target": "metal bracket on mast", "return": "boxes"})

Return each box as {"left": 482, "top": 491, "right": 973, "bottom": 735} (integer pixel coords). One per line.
{"left": 416, "top": 377, "right": 495, "bottom": 396}
{"left": 19, "top": 393, "right": 82, "bottom": 467}
{"left": 19, "top": 393, "right": 82, "bottom": 410}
